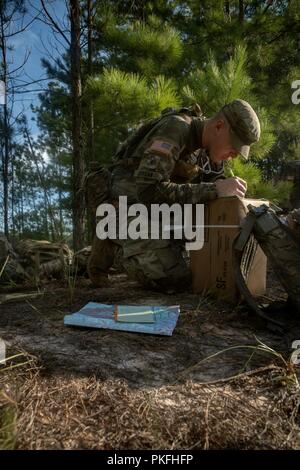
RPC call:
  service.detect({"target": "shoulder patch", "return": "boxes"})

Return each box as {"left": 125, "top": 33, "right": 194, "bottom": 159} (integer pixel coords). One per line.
{"left": 147, "top": 140, "right": 178, "bottom": 158}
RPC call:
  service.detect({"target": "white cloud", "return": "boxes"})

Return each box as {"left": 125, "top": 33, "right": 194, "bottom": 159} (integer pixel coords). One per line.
{"left": 42, "top": 150, "right": 50, "bottom": 163}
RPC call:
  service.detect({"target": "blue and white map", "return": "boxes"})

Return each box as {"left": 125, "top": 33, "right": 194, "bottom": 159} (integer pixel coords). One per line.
{"left": 64, "top": 303, "right": 180, "bottom": 336}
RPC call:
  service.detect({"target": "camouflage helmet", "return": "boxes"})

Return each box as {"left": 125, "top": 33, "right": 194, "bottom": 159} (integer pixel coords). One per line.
{"left": 221, "top": 99, "right": 261, "bottom": 159}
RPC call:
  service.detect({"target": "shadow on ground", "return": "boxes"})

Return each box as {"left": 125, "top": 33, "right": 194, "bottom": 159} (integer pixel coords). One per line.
{"left": 1, "top": 273, "right": 299, "bottom": 387}
{"left": 0, "top": 274, "right": 300, "bottom": 450}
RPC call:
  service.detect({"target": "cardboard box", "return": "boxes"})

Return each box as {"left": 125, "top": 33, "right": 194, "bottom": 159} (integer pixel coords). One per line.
{"left": 190, "top": 197, "right": 268, "bottom": 302}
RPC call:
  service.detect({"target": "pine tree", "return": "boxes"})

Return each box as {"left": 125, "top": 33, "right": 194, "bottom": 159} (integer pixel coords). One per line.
{"left": 181, "top": 44, "right": 292, "bottom": 205}
{"left": 30, "top": 0, "right": 300, "bottom": 242}
{"left": 85, "top": 70, "right": 180, "bottom": 161}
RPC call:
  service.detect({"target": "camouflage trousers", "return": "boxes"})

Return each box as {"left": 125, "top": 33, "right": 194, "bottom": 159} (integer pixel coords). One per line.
{"left": 87, "top": 236, "right": 192, "bottom": 293}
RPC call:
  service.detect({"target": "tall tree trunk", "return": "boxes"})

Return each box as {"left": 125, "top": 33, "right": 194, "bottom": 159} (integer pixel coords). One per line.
{"left": 238, "top": 0, "right": 244, "bottom": 23}
{"left": 20, "top": 181, "right": 24, "bottom": 235}
{"left": 70, "top": 0, "right": 85, "bottom": 251}
{"left": 0, "top": 9, "right": 9, "bottom": 239}
{"left": 43, "top": 191, "right": 49, "bottom": 240}
{"left": 87, "top": 0, "right": 94, "bottom": 164}
{"left": 225, "top": 1, "right": 230, "bottom": 16}
{"left": 2, "top": 98, "right": 9, "bottom": 238}
{"left": 58, "top": 159, "right": 64, "bottom": 238}
{"left": 86, "top": 0, "right": 95, "bottom": 243}
{"left": 11, "top": 154, "right": 15, "bottom": 236}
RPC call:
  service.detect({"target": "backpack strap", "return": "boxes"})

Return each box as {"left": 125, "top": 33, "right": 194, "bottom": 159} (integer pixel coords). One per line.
{"left": 233, "top": 204, "right": 285, "bottom": 331}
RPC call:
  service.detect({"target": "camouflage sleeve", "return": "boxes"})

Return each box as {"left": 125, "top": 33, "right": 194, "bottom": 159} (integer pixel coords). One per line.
{"left": 134, "top": 116, "right": 218, "bottom": 205}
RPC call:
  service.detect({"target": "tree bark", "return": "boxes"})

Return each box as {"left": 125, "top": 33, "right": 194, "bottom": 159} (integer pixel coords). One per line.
{"left": 86, "top": 0, "right": 96, "bottom": 243}
{"left": 238, "top": 0, "right": 244, "bottom": 23}
{"left": 225, "top": 1, "right": 230, "bottom": 16}
{"left": 70, "top": 0, "right": 85, "bottom": 250}
{"left": 20, "top": 180, "right": 24, "bottom": 234}
{"left": 0, "top": 7, "right": 10, "bottom": 239}
{"left": 87, "top": 0, "right": 94, "bottom": 164}
{"left": 11, "top": 154, "right": 15, "bottom": 236}
{"left": 58, "top": 159, "right": 64, "bottom": 239}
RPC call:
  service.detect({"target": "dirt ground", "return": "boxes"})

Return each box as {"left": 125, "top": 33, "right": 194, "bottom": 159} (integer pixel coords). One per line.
{"left": 0, "top": 273, "right": 300, "bottom": 450}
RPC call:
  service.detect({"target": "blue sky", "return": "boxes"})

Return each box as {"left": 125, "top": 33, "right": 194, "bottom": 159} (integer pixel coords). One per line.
{"left": 7, "top": 0, "right": 68, "bottom": 137}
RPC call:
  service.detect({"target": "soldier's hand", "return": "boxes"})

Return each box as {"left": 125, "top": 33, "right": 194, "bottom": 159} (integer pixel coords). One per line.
{"left": 215, "top": 177, "right": 247, "bottom": 198}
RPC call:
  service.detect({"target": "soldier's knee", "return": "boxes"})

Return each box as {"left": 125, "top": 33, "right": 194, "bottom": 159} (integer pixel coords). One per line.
{"left": 122, "top": 243, "right": 191, "bottom": 292}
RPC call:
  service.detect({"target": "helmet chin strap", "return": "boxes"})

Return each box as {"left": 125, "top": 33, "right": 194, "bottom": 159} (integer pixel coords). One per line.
{"left": 200, "top": 151, "right": 224, "bottom": 175}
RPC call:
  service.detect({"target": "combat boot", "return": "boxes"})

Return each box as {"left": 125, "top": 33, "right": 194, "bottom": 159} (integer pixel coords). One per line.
{"left": 87, "top": 237, "right": 116, "bottom": 287}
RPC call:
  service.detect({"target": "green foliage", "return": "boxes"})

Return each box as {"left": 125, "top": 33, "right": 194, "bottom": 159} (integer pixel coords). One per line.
{"left": 100, "top": 13, "right": 183, "bottom": 77}
{"left": 32, "top": 81, "right": 71, "bottom": 141}
{"left": 85, "top": 69, "right": 180, "bottom": 159}
{"left": 182, "top": 46, "right": 252, "bottom": 112}
{"left": 86, "top": 69, "right": 180, "bottom": 121}
{"left": 249, "top": 107, "right": 276, "bottom": 160}
{"left": 226, "top": 158, "right": 293, "bottom": 205}
{"left": 253, "top": 180, "right": 293, "bottom": 206}
{"left": 182, "top": 45, "right": 276, "bottom": 160}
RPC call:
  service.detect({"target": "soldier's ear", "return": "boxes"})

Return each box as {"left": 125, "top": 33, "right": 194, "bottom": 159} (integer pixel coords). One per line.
{"left": 215, "top": 118, "right": 226, "bottom": 131}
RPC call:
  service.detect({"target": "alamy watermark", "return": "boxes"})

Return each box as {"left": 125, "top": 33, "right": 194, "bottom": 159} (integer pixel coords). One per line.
{"left": 95, "top": 196, "right": 240, "bottom": 251}
{"left": 291, "top": 80, "right": 300, "bottom": 105}
{"left": 96, "top": 196, "right": 205, "bottom": 250}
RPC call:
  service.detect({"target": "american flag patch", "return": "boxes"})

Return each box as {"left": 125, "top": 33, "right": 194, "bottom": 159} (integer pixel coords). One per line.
{"left": 147, "top": 140, "right": 177, "bottom": 158}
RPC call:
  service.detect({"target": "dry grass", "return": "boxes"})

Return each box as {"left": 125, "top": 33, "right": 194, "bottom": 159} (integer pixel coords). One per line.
{"left": 0, "top": 359, "right": 299, "bottom": 450}
{"left": 0, "top": 277, "right": 299, "bottom": 450}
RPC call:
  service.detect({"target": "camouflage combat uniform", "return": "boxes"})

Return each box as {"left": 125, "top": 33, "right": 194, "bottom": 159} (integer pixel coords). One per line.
{"left": 88, "top": 108, "right": 223, "bottom": 291}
